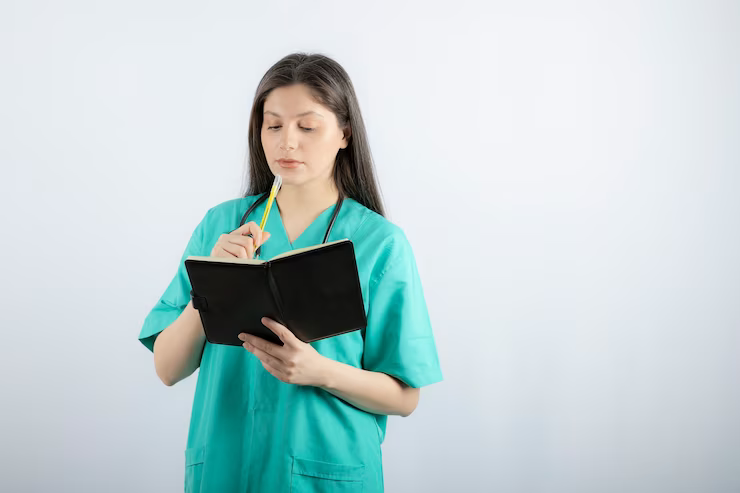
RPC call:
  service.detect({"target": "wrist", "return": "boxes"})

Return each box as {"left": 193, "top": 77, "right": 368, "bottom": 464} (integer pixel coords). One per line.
{"left": 316, "top": 355, "right": 338, "bottom": 390}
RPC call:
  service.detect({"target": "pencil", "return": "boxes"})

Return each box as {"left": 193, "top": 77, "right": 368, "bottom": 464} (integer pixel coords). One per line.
{"left": 255, "top": 174, "right": 282, "bottom": 258}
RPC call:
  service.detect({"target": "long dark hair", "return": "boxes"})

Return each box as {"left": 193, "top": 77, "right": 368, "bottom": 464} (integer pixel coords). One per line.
{"left": 240, "top": 53, "right": 385, "bottom": 217}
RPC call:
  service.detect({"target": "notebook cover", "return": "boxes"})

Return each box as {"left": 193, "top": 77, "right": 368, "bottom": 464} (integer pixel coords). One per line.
{"left": 270, "top": 240, "right": 367, "bottom": 343}
{"left": 184, "top": 240, "right": 366, "bottom": 347}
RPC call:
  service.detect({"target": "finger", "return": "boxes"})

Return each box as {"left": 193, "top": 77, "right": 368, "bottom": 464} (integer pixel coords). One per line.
{"left": 226, "top": 236, "right": 254, "bottom": 258}
{"left": 244, "top": 341, "right": 284, "bottom": 369}
{"left": 261, "top": 317, "right": 299, "bottom": 347}
{"left": 219, "top": 235, "right": 251, "bottom": 258}
{"left": 242, "top": 333, "right": 287, "bottom": 359}
{"left": 219, "top": 242, "right": 249, "bottom": 258}
{"left": 215, "top": 233, "right": 250, "bottom": 258}
{"left": 249, "top": 230, "right": 271, "bottom": 251}
{"left": 232, "top": 220, "right": 259, "bottom": 236}
{"left": 239, "top": 222, "right": 263, "bottom": 251}
{"left": 230, "top": 233, "right": 268, "bottom": 251}
{"left": 259, "top": 231, "right": 271, "bottom": 248}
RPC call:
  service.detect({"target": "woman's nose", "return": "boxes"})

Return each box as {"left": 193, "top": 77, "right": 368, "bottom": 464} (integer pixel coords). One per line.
{"left": 279, "top": 127, "right": 298, "bottom": 151}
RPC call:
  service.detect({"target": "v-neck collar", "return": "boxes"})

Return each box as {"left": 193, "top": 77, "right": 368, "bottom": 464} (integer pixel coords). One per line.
{"left": 269, "top": 198, "right": 340, "bottom": 251}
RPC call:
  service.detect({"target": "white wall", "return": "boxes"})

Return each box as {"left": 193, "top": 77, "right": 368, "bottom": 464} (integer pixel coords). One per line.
{"left": 1, "top": 1, "right": 739, "bottom": 492}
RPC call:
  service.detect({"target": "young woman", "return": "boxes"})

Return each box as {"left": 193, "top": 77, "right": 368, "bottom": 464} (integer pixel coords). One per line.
{"left": 139, "top": 52, "right": 443, "bottom": 493}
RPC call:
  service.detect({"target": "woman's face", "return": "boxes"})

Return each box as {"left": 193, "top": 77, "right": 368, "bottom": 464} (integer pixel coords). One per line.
{"left": 261, "top": 83, "right": 348, "bottom": 189}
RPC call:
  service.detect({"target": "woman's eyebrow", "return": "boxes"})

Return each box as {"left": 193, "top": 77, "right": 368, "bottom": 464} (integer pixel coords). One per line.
{"left": 263, "top": 110, "right": 324, "bottom": 118}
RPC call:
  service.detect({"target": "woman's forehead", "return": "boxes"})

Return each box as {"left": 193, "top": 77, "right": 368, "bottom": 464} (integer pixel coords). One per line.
{"left": 263, "top": 85, "right": 330, "bottom": 118}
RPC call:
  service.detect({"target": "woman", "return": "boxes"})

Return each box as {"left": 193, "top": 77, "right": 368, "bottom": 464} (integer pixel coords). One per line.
{"left": 139, "top": 52, "right": 443, "bottom": 493}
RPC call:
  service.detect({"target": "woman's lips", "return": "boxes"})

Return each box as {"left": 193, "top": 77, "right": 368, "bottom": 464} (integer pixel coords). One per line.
{"left": 278, "top": 159, "right": 303, "bottom": 169}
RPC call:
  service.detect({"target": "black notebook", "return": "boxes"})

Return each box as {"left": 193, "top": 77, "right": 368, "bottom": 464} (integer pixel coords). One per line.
{"left": 184, "top": 238, "right": 367, "bottom": 347}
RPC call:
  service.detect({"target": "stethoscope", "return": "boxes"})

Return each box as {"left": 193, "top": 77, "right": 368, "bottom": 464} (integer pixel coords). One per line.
{"left": 239, "top": 191, "right": 345, "bottom": 255}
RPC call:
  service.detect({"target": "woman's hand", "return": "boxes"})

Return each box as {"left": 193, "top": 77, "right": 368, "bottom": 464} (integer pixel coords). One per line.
{"left": 211, "top": 221, "right": 271, "bottom": 259}
{"left": 239, "top": 318, "right": 419, "bottom": 416}
{"left": 238, "top": 318, "right": 329, "bottom": 387}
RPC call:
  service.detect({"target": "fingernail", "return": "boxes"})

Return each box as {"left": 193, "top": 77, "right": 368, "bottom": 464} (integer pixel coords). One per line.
{"left": 238, "top": 334, "right": 245, "bottom": 341}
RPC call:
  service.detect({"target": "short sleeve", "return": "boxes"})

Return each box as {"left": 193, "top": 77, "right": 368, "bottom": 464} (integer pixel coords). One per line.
{"left": 138, "top": 210, "right": 211, "bottom": 352}
{"left": 361, "top": 235, "right": 444, "bottom": 388}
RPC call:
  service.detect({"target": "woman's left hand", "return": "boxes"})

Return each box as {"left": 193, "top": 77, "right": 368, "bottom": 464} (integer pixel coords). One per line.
{"left": 238, "top": 317, "right": 329, "bottom": 387}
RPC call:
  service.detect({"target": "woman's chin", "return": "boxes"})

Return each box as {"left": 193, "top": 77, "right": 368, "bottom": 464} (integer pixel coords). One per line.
{"left": 273, "top": 174, "right": 305, "bottom": 188}
{"left": 269, "top": 164, "right": 304, "bottom": 177}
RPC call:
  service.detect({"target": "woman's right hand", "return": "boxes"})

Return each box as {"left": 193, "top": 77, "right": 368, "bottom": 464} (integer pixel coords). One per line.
{"left": 210, "top": 221, "right": 271, "bottom": 259}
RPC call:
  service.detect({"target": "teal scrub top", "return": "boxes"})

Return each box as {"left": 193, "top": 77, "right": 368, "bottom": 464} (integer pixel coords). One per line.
{"left": 139, "top": 195, "right": 443, "bottom": 493}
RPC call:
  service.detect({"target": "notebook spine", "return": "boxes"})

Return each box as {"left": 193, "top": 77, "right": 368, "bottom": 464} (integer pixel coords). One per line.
{"left": 265, "top": 262, "right": 287, "bottom": 325}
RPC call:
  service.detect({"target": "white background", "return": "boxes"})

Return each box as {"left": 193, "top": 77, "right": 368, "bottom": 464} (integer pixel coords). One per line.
{"left": 1, "top": 1, "right": 739, "bottom": 492}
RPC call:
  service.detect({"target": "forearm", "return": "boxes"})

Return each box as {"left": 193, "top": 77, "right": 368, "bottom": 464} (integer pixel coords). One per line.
{"left": 317, "top": 358, "right": 419, "bottom": 417}
{"left": 153, "top": 300, "right": 207, "bottom": 386}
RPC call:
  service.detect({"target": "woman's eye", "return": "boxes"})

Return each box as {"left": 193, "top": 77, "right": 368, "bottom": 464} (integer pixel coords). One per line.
{"left": 266, "top": 125, "right": 314, "bottom": 132}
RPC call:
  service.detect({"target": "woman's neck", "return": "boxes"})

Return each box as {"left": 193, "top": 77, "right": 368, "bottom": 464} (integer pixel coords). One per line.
{"left": 275, "top": 179, "right": 340, "bottom": 222}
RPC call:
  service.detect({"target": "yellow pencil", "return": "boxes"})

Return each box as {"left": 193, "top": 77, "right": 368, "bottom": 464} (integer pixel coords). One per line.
{"left": 255, "top": 174, "right": 282, "bottom": 258}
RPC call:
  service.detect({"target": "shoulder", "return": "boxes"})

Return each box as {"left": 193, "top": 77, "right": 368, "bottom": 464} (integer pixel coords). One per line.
{"left": 205, "top": 195, "right": 259, "bottom": 219}
{"left": 201, "top": 195, "right": 264, "bottom": 224}
{"left": 194, "top": 195, "right": 260, "bottom": 239}
{"left": 344, "top": 199, "right": 415, "bottom": 271}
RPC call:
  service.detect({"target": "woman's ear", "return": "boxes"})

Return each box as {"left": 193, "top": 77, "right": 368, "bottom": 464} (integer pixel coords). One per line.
{"left": 340, "top": 125, "right": 351, "bottom": 149}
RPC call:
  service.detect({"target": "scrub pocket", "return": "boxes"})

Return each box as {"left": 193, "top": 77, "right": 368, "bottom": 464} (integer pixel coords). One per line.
{"left": 184, "top": 445, "right": 205, "bottom": 493}
{"left": 290, "top": 456, "right": 365, "bottom": 493}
